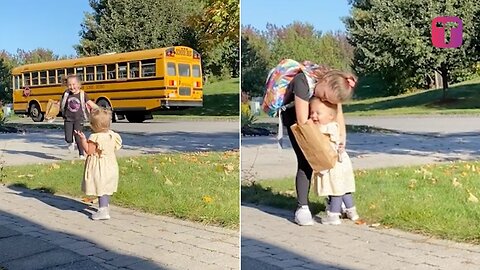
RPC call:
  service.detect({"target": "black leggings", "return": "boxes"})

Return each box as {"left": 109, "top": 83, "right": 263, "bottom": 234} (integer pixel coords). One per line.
{"left": 284, "top": 115, "right": 313, "bottom": 207}
{"left": 64, "top": 120, "right": 84, "bottom": 155}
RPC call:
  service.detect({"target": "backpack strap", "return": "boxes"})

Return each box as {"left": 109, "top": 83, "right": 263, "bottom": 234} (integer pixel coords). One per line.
{"left": 80, "top": 90, "right": 88, "bottom": 121}
{"left": 60, "top": 91, "right": 69, "bottom": 114}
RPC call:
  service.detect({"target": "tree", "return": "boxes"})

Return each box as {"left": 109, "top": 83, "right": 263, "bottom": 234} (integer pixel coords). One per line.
{"left": 345, "top": 0, "right": 480, "bottom": 97}
{"left": 185, "top": 0, "right": 239, "bottom": 79}
{"left": 0, "top": 59, "right": 11, "bottom": 102}
{"left": 76, "top": 0, "right": 199, "bottom": 56}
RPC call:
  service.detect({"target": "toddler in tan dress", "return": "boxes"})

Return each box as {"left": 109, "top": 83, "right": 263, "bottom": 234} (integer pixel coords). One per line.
{"left": 75, "top": 108, "right": 122, "bottom": 220}
{"left": 309, "top": 97, "right": 359, "bottom": 225}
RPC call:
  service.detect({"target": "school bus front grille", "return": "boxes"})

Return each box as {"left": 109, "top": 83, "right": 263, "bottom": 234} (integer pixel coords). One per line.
{"left": 179, "top": 87, "right": 191, "bottom": 96}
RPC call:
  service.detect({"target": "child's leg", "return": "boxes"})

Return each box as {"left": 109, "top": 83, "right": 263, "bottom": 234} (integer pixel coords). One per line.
{"left": 343, "top": 193, "right": 359, "bottom": 220}
{"left": 342, "top": 193, "right": 355, "bottom": 208}
{"left": 64, "top": 121, "right": 74, "bottom": 143}
{"left": 329, "top": 196, "right": 343, "bottom": 213}
{"left": 73, "top": 120, "right": 84, "bottom": 156}
{"left": 98, "top": 195, "right": 110, "bottom": 208}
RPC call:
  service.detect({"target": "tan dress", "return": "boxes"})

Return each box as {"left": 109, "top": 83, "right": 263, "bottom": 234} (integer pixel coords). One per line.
{"left": 82, "top": 130, "right": 122, "bottom": 196}
{"left": 311, "top": 122, "right": 355, "bottom": 196}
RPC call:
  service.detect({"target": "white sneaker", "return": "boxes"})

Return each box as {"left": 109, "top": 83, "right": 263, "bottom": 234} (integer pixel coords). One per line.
{"left": 91, "top": 207, "right": 110, "bottom": 220}
{"left": 294, "top": 205, "right": 314, "bottom": 226}
{"left": 321, "top": 212, "right": 341, "bottom": 225}
{"left": 79, "top": 155, "right": 86, "bottom": 160}
{"left": 67, "top": 143, "right": 74, "bottom": 153}
{"left": 345, "top": 207, "right": 360, "bottom": 221}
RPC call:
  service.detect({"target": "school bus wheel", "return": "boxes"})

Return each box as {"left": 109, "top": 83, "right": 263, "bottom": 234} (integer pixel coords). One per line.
{"left": 96, "top": 98, "right": 116, "bottom": 122}
{"left": 29, "top": 102, "right": 44, "bottom": 122}
{"left": 125, "top": 113, "right": 146, "bottom": 123}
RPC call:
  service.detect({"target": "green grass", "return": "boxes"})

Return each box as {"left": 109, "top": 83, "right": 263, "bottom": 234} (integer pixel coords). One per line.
{"left": 344, "top": 79, "right": 480, "bottom": 116}
{"left": 157, "top": 78, "right": 239, "bottom": 118}
{"left": 2, "top": 151, "right": 239, "bottom": 229}
{"left": 242, "top": 161, "right": 480, "bottom": 243}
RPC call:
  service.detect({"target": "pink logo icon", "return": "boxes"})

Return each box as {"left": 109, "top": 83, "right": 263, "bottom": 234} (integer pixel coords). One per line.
{"left": 431, "top": 16, "right": 463, "bottom": 48}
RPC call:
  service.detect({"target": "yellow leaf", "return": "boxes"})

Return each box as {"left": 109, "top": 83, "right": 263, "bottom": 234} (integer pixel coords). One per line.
{"left": 369, "top": 204, "right": 377, "bottom": 209}
{"left": 452, "top": 177, "right": 462, "bottom": 187}
{"left": 467, "top": 190, "right": 479, "bottom": 203}
{"left": 472, "top": 165, "right": 476, "bottom": 172}
{"left": 370, "top": 223, "right": 381, "bottom": 228}
{"left": 70, "top": 160, "right": 75, "bottom": 165}
{"left": 461, "top": 171, "right": 468, "bottom": 177}
{"left": 202, "top": 195, "right": 213, "bottom": 203}
{"left": 26, "top": 174, "right": 34, "bottom": 178}
{"left": 164, "top": 177, "right": 173, "bottom": 186}
{"left": 17, "top": 175, "right": 25, "bottom": 178}
{"left": 153, "top": 167, "right": 160, "bottom": 174}
{"left": 408, "top": 179, "right": 417, "bottom": 189}
{"left": 50, "top": 163, "right": 60, "bottom": 169}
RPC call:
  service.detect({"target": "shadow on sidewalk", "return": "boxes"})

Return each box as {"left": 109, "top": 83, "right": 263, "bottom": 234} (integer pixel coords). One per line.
{"left": 241, "top": 236, "right": 351, "bottom": 270}
{"left": 7, "top": 184, "right": 95, "bottom": 219}
{"left": 0, "top": 209, "right": 167, "bottom": 270}
{"left": 2, "top": 149, "right": 62, "bottom": 161}
{"left": 241, "top": 183, "right": 325, "bottom": 222}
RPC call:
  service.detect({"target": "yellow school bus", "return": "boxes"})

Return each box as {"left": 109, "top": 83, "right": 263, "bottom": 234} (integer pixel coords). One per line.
{"left": 11, "top": 46, "right": 203, "bottom": 122}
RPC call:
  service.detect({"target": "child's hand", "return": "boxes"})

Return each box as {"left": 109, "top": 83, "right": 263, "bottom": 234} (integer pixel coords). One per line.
{"left": 338, "top": 142, "right": 346, "bottom": 153}
{"left": 74, "top": 130, "right": 86, "bottom": 140}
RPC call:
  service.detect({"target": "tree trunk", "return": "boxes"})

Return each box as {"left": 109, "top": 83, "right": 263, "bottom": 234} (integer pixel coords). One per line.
{"left": 439, "top": 64, "right": 449, "bottom": 100}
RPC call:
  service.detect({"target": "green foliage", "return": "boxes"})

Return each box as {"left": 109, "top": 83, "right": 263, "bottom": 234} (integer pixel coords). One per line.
{"left": 345, "top": 0, "right": 480, "bottom": 96}
{"left": 77, "top": 0, "right": 198, "bottom": 55}
{"left": 0, "top": 59, "right": 11, "bottom": 102}
{"left": 241, "top": 23, "right": 354, "bottom": 97}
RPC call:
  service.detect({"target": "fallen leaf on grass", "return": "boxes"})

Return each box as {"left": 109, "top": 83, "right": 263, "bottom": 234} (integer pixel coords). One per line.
{"left": 369, "top": 223, "right": 381, "bottom": 228}
{"left": 408, "top": 179, "right": 417, "bottom": 189}
{"left": 202, "top": 195, "right": 213, "bottom": 204}
{"left": 164, "top": 177, "right": 173, "bottom": 186}
{"left": 467, "top": 190, "right": 479, "bottom": 203}
{"left": 153, "top": 167, "right": 160, "bottom": 174}
{"left": 50, "top": 163, "right": 60, "bottom": 170}
{"left": 26, "top": 174, "right": 34, "bottom": 178}
{"left": 452, "top": 178, "right": 462, "bottom": 188}
{"left": 17, "top": 175, "right": 25, "bottom": 178}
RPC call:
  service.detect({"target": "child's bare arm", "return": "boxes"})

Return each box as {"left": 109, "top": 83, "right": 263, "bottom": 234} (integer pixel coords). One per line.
{"left": 74, "top": 130, "right": 98, "bottom": 155}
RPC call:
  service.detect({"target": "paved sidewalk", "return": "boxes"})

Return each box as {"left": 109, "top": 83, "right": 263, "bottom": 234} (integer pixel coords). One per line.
{"left": 242, "top": 204, "right": 480, "bottom": 270}
{"left": 0, "top": 185, "right": 239, "bottom": 270}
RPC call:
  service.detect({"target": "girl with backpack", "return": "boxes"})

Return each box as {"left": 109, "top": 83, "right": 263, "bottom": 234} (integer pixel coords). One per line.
{"left": 280, "top": 65, "right": 357, "bottom": 226}
{"left": 60, "top": 75, "right": 99, "bottom": 159}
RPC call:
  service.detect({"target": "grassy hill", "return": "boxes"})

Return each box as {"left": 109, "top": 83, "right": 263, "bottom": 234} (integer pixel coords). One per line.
{"left": 344, "top": 78, "right": 480, "bottom": 116}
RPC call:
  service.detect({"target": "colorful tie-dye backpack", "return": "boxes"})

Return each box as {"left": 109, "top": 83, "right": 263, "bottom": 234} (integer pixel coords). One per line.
{"left": 262, "top": 59, "right": 318, "bottom": 117}
{"left": 261, "top": 59, "right": 318, "bottom": 148}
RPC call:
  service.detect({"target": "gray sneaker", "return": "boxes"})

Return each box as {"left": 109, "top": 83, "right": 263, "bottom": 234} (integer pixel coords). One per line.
{"left": 321, "top": 212, "right": 341, "bottom": 225}
{"left": 294, "top": 205, "right": 314, "bottom": 226}
{"left": 345, "top": 207, "right": 360, "bottom": 221}
{"left": 91, "top": 207, "right": 110, "bottom": 220}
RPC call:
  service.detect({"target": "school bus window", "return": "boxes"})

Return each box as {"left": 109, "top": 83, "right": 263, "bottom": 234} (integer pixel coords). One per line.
{"left": 141, "top": 59, "right": 156, "bottom": 77}
{"left": 15, "top": 76, "right": 21, "bottom": 89}
{"left": 167, "top": 62, "right": 176, "bottom": 76}
{"left": 57, "top": 69, "right": 65, "bottom": 84}
{"left": 96, "top": 65, "right": 105, "bottom": 80}
{"left": 32, "top": 72, "right": 39, "bottom": 86}
{"left": 129, "top": 62, "right": 139, "bottom": 78}
{"left": 118, "top": 62, "right": 127, "bottom": 79}
{"left": 76, "top": 67, "right": 85, "bottom": 81}
{"left": 40, "top": 71, "right": 47, "bottom": 85}
{"left": 48, "top": 70, "right": 56, "bottom": 84}
{"left": 107, "top": 64, "right": 116, "bottom": 80}
{"left": 86, "top": 66, "right": 95, "bottom": 81}
{"left": 66, "top": 68, "right": 75, "bottom": 75}
{"left": 24, "top": 73, "right": 31, "bottom": 86}
{"left": 193, "top": 65, "right": 201, "bottom": 78}
{"left": 179, "top": 64, "right": 190, "bottom": 77}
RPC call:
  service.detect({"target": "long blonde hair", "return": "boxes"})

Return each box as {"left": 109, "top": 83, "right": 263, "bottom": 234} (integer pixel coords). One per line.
{"left": 310, "top": 65, "right": 357, "bottom": 103}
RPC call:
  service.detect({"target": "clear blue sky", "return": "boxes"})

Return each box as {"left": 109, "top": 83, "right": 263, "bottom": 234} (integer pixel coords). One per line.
{"left": 241, "top": 0, "right": 351, "bottom": 33}
{"left": 0, "top": 0, "right": 92, "bottom": 56}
